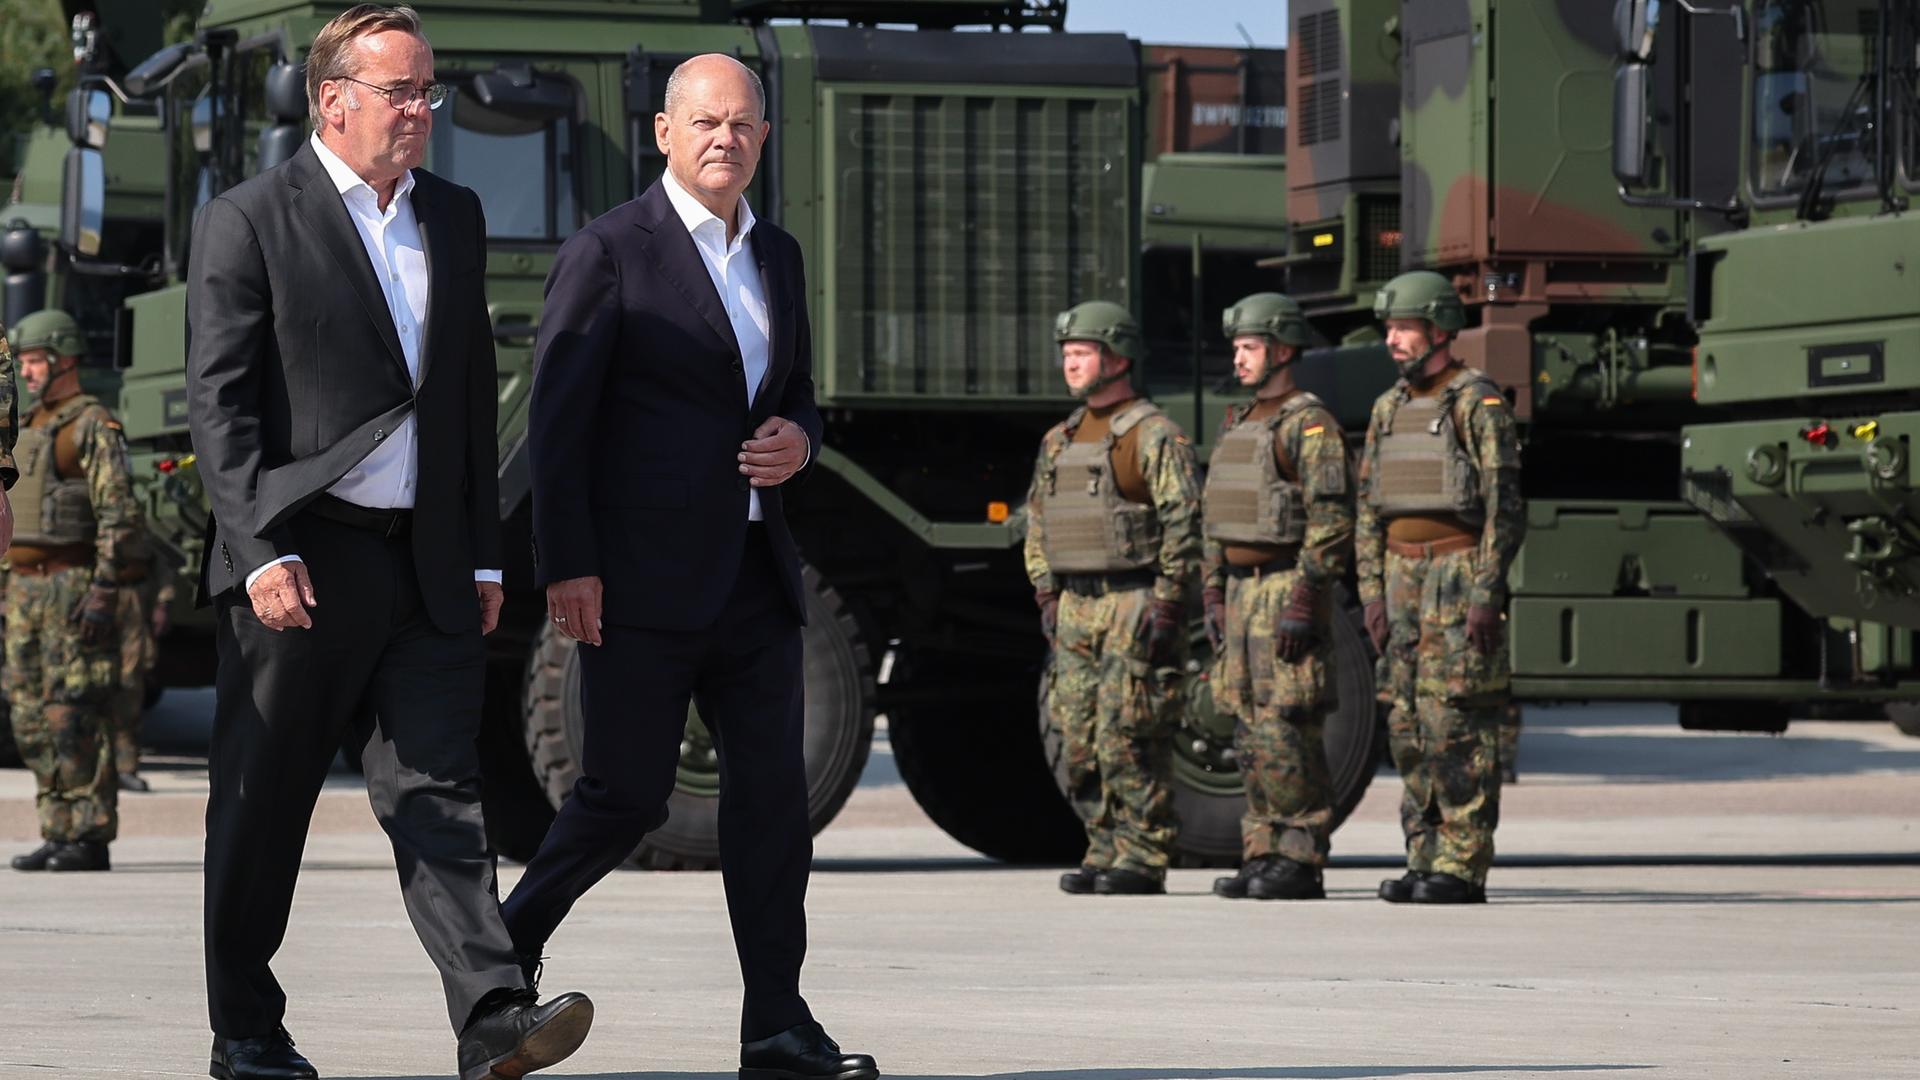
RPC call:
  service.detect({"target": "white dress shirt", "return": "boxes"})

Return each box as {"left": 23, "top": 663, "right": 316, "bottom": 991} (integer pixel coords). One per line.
{"left": 247, "top": 135, "right": 500, "bottom": 589}
{"left": 660, "top": 170, "right": 789, "bottom": 521}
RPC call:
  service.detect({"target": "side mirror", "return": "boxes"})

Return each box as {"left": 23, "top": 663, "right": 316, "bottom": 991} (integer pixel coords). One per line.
{"left": 123, "top": 42, "right": 197, "bottom": 98}
{"left": 61, "top": 147, "right": 106, "bottom": 257}
{"left": 1612, "top": 62, "right": 1654, "bottom": 187}
{"left": 1614, "top": 0, "right": 1661, "bottom": 61}
{"left": 65, "top": 87, "right": 110, "bottom": 150}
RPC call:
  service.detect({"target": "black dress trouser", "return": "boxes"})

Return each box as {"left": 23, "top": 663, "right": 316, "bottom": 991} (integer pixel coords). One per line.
{"left": 502, "top": 525, "right": 815, "bottom": 1042}
{"left": 203, "top": 512, "right": 523, "bottom": 1038}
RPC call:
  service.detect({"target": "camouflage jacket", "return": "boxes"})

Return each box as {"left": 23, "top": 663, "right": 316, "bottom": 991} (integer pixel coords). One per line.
{"left": 0, "top": 325, "right": 16, "bottom": 489}
{"left": 1201, "top": 393, "right": 1355, "bottom": 595}
{"left": 23, "top": 392, "right": 146, "bottom": 582}
{"left": 1355, "top": 368, "right": 1524, "bottom": 610}
{"left": 1024, "top": 402, "right": 1204, "bottom": 605}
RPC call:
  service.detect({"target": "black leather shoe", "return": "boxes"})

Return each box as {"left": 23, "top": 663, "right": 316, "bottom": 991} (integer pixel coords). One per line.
{"left": 1378, "top": 871, "right": 1426, "bottom": 903}
{"left": 210, "top": 1027, "right": 318, "bottom": 1080}
{"left": 1058, "top": 865, "right": 1099, "bottom": 894}
{"left": 10, "top": 841, "right": 60, "bottom": 872}
{"left": 119, "top": 771, "right": 152, "bottom": 793}
{"left": 457, "top": 989, "right": 593, "bottom": 1080}
{"left": 1246, "top": 857, "right": 1325, "bottom": 900}
{"left": 46, "top": 841, "right": 110, "bottom": 872}
{"left": 740, "top": 1020, "right": 878, "bottom": 1080}
{"left": 1410, "top": 872, "right": 1487, "bottom": 904}
{"left": 1093, "top": 868, "right": 1165, "bottom": 895}
{"left": 1212, "top": 857, "right": 1268, "bottom": 899}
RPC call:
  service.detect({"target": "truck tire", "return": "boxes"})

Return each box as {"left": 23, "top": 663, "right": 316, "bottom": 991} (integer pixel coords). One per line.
{"left": 887, "top": 651, "right": 1086, "bottom": 865}
{"left": 1041, "top": 589, "right": 1381, "bottom": 868}
{"left": 521, "top": 565, "right": 875, "bottom": 870}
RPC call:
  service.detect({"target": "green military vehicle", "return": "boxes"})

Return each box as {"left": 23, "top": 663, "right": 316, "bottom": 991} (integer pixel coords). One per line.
{"left": 1614, "top": 0, "right": 1920, "bottom": 732}
{"left": 1282, "top": 0, "right": 1920, "bottom": 731}
{"left": 22, "top": 0, "right": 1373, "bottom": 869}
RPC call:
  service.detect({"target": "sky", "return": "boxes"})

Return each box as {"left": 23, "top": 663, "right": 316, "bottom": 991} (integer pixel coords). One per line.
{"left": 1063, "top": 0, "right": 1287, "bottom": 49}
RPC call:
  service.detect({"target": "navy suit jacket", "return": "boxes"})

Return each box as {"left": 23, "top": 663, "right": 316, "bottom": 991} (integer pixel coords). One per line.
{"left": 527, "top": 179, "right": 823, "bottom": 631}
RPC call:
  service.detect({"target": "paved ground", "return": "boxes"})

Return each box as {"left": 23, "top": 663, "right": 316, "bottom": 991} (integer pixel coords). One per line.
{"left": 2, "top": 699, "right": 1915, "bottom": 1079}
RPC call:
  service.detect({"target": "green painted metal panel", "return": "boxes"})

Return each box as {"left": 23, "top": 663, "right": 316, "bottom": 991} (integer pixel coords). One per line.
{"left": 1681, "top": 408, "right": 1920, "bottom": 627}
{"left": 1140, "top": 153, "right": 1287, "bottom": 251}
{"left": 1509, "top": 500, "right": 1750, "bottom": 599}
{"left": 818, "top": 84, "right": 1133, "bottom": 404}
{"left": 1510, "top": 597, "right": 1782, "bottom": 678}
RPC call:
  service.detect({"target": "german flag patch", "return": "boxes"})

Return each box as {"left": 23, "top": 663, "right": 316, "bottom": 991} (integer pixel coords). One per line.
{"left": 1481, "top": 395, "right": 1504, "bottom": 407}
{"left": 1303, "top": 424, "right": 1325, "bottom": 437}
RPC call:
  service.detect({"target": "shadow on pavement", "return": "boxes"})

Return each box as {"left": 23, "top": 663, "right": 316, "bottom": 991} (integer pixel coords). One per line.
{"left": 357, "top": 1060, "right": 1651, "bottom": 1068}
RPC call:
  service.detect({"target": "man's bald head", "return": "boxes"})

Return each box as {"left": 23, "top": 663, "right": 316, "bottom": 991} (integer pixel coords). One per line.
{"left": 654, "top": 52, "right": 771, "bottom": 226}
{"left": 663, "top": 54, "right": 765, "bottom": 121}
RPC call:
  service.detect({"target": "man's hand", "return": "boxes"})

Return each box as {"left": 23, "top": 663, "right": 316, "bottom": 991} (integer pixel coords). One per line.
{"left": 71, "top": 583, "right": 117, "bottom": 644}
{"left": 1467, "top": 604, "right": 1504, "bottom": 655}
{"left": 1035, "top": 588, "right": 1059, "bottom": 643}
{"left": 249, "top": 561, "right": 316, "bottom": 631}
{"left": 740, "top": 417, "right": 808, "bottom": 488}
{"left": 547, "top": 575, "right": 604, "bottom": 647}
{"left": 1202, "top": 586, "right": 1227, "bottom": 653}
{"left": 0, "top": 491, "right": 12, "bottom": 553}
{"left": 476, "top": 581, "right": 504, "bottom": 636}
{"left": 1274, "top": 580, "right": 1318, "bottom": 664}
{"left": 1145, "top": 597, "right": 1183, "bottom": 667}
{"left": 1364, "top": 600, "right": 1388, "bottom": 653}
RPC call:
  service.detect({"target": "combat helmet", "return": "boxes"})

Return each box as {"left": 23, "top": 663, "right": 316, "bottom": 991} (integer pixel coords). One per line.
{"left": 1222, "top": 292, "right": 1311, "bottom": 348}
{"left": 6, "top": 309, "right": 86, "bottom": 359}
{"left": 1372, "top": 270, "right": 1466, "bottom": 333}
{"left": 1054, "top": 300, "right": 1145, "bottom": 363}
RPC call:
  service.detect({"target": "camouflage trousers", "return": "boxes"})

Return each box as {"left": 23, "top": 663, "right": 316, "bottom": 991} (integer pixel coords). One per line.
{"left": 1049, "top": 586, "right": 1180, "bottom": 879}
{"left": 1378, "top": 548, "right": 1508, "bottom": 886}
{"left": 3, "top": 566, "right": 120, "bottom": 843}
{"left": 1211, "top": 565, "right": 1334, "bottom": 866}
{"left": 111, "top": 581, "right": 157, "bottom": 775}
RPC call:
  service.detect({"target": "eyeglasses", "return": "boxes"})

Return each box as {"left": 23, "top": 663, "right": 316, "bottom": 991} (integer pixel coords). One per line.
{"left": 337, "top": 76, "right": 449, "bottom": 112}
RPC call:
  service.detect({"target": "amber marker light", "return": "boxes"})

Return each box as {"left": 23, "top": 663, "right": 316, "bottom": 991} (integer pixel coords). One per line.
{"left": 986, "top": 501, "right": 1011, "bottom": 524}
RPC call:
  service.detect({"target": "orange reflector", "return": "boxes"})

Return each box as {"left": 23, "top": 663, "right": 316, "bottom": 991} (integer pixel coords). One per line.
{"left": 987, "top": 501, "right": 1011, "bottom": 524}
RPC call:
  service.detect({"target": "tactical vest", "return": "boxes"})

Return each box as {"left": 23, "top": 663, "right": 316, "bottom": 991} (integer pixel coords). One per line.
{"left": 1040, "top": 400, "right": 1164, "bottom": 574}
{"left": 1203, "top": 392, "right": 1326, "bottom": 546}
{"left": 1367, "top": 369, "right": 1494, "bottom": 522}
{"left": 11, "top": 394, "right": 103, "bottom": 548}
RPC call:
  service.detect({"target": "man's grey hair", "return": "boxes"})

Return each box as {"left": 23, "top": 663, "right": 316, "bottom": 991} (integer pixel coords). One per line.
{"left": 662, "top": 54, "right": 766, "bottom": 119}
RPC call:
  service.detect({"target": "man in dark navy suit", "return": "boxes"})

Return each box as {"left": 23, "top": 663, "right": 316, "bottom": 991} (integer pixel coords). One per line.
{"left": 506, "top": 53, "right": 877, "bottom": 1080}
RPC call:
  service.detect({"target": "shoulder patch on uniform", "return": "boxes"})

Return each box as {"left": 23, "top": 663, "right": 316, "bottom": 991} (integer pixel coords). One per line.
{"left": 104, "top": 419, "right": 123, "bottom": 430}
{"left": 1481, "top": 395, "right": 1504, "bottom": 407}
{"left": 1302, "top": 423, "right": 1325, "bottom": 437}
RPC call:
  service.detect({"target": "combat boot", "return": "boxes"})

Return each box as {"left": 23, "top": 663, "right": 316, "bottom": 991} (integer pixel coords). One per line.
{"left": 1212, "top": 857, "right": 1269, "bottom": 899}
{"left": 1058, "top": 865, "right": 1099, "bottom": 894}
{"left": 1246, "top": 857, "right": 1325, "bottom": 900}
{"left": 10, "top": 841, "right": 61, "bottom": 872}
{"left": 1410, "top": 872, "right": 1486, "bottom": 904}
{"left": 1093, "top": 868, "right": 1165, "bottom": 895}
{"left": 46, "top": 841, "right": 111, "bottom": 872}
{"left": 119, "top": 771, "right": 152, "bottom": 793}
{"left": 1378, "top": 870, "right": 1426, "bottom": 903}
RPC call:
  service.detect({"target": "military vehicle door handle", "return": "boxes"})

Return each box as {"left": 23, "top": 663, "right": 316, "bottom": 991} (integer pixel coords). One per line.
{"left": 488, "top": 303, "right": 540, "bottom": 347}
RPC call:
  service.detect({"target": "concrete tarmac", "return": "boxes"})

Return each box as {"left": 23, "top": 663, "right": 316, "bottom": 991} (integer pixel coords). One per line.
{"left": 1, "top": 701, "right": 1915, "bottom": 1079}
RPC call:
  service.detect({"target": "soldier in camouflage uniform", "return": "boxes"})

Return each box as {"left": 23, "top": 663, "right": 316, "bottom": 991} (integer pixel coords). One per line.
{"left": 111, "top": 563, "right": 176, "bottom": 792}
{"left": 1026, "top": 301, "right": 1203, "bottom": 896}
{"left": 4, "top": 310, "right": 146, "bottom": 873}
{"left": 1200, "top": 293, "right": 1354, "bottom": 901}
{"left": 1356, "top": 271, "right": 1524, "bottom": 904}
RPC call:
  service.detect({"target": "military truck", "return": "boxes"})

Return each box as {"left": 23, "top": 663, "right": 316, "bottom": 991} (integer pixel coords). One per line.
{"left": 1278, "top": 0, "right": 1920, "bottom": 733}
{"left": 24, "top": 0, "right": 1390, "bottom": 870}
{"left": 1611, "top": 0, "right": 1920, "bottom": 733}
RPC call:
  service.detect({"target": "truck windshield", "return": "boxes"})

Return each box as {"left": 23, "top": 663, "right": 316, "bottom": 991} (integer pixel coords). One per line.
{"left": 426, "top": 76, "right": 578, "bottom": 241}
{"left": 1750, "top": 0, "right": 1878, "bottom": 199}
